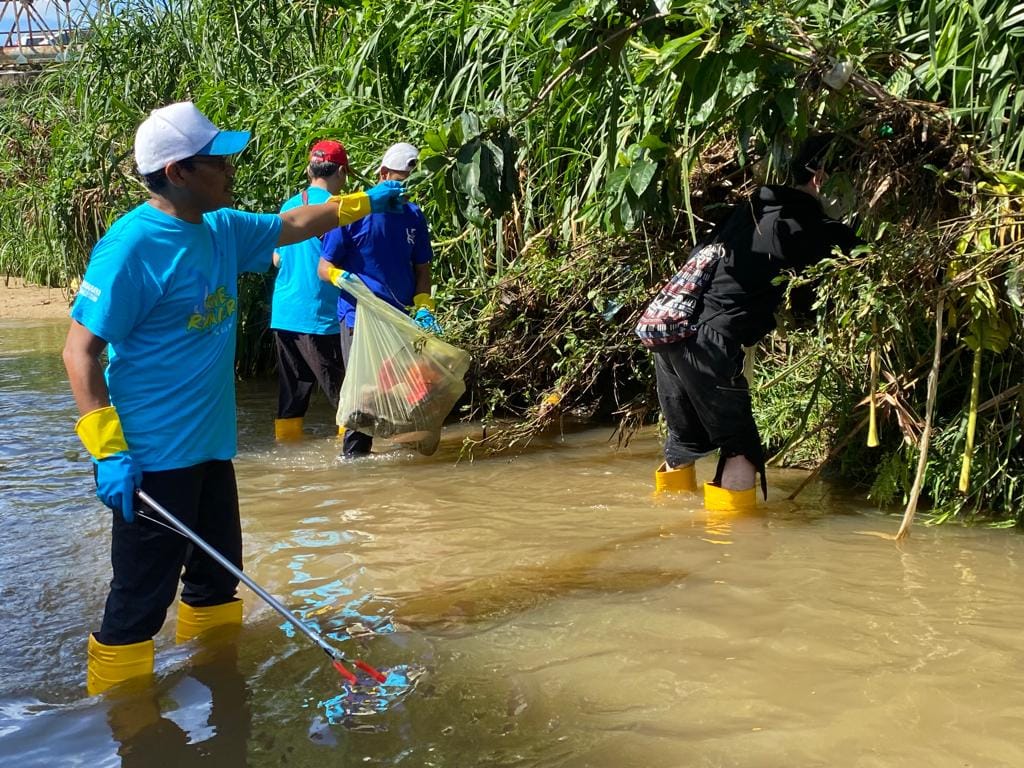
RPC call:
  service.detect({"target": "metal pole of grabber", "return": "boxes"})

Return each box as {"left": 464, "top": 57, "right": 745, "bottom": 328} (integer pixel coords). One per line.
{"left": 134, "top": 489, "right": 385, "bottom": 684}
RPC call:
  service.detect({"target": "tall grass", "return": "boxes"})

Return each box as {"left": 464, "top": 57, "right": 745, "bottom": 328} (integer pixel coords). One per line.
{"left": 1, "top": 0, "right": 1021, "bottom": 521}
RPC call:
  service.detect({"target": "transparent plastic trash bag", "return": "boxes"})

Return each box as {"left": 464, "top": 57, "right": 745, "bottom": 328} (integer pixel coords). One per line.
{"left": 336, "top": 273, "right": 470, "bottom": 455}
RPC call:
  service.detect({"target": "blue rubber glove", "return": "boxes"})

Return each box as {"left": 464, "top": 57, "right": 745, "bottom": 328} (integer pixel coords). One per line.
{"left": 95, "top": 453, "right": 143, "bottom": 523}
{"left": 75, "top": 405, "right": 143, "bottom": 523}
{"left": 365, "top": 180, "right": 406, "bottom": 214}
{"left": 414, "top": 306, "right": 442, "bottom": 335}
{"left": 411, "top": 293, "right": 442, "bottom": 334}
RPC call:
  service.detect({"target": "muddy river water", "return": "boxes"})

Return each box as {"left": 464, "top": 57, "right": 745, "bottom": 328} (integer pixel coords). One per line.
{"left": 2, "top": 319, "right": 1023, "bottom": 767}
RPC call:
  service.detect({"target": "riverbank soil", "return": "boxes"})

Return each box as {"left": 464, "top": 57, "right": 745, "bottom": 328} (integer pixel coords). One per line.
{"left": 0, "top": 278, "right": 71, "bottom": 320}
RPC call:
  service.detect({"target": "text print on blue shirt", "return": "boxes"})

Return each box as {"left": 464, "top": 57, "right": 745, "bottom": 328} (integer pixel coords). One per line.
{"left": 186, "top": 285, "right": 237, "bottom": 333}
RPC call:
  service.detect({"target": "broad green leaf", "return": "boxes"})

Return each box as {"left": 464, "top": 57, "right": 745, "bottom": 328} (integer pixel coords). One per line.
{"left": 447, "top": 117, "right": 465, "bottom": 148}
{"left": 456, "top": 139, "right": 483, "bottom": 201}
{"left": 541, "top": 2, "right": 583, "bottom": 39}
{"left": 654, "top": 27, "right": 706, "bottom": 67}
{"left": 775, "top": 89, "right": 797, "bottom": 127}
{"left": 964, "top": 315, "right": 1011, "bottom": 353}
{"left": 424, "top": 130, "right": 447, "bottom": 153}
{"left": 638, "top": 133, "right": 669, "bottom": 152}
{"left": 628, "top": 157, "right": 657, "bottom": 197}
{"left": 619, "top": 189, "right": 638, "bottom": 230}
{"left": 605, "top": 166, "right": 630, "bottom": 196}
{"left": 420, "top": 154, "right": 448, "bottom": 174}
{"left": 460, "top": 112, "right": 481, "bottom": 141}
{"left": 689, "top": 57, "right": 723, "bottom": 124}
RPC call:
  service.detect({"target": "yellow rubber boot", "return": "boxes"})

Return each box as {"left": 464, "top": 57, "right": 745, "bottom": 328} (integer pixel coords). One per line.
{"left": 87, "top": 634, "right": 154, "bottom": 696}
{"left": 274, "top": 417, "right": 303, "bottom": 441}
{"left": 175, "top": 600, "right": 243, "bottom": 644}
{"left": 654, "top": 462, "right": 697, "bottom": 493}
{"left": 703, "top": 482, "right": 756, "bottom": 512}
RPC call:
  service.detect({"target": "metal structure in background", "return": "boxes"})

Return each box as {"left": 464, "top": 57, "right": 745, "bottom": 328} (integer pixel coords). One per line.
{"left": 1, "top": 1, "right": 80, "bottom": 68}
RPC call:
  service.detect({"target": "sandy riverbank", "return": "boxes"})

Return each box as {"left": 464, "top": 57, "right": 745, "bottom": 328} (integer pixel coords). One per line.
{"left": 0, "top": 278, "right": 71, "bottom": 321}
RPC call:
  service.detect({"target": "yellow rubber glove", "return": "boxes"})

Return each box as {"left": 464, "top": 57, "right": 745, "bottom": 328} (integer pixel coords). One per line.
{"left": 75, "top": 405, "right": 129, "bottom": 458}
{"left": 326, "top": 267, "right": 349, "bottom": 289}
{"left": 327, "top": 192, "right": 371, "bottom": 228}
{"left": 75, "top": 406, "right": 142, "bottom": 522}
{"left": 412, "top": 293, "right": 436, "bottom": 312}
{"left": 328, "top": 181, "right": 406, "bottom": 227}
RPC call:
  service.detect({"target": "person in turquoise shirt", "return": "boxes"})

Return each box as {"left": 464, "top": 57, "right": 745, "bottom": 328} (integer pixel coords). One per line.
{"left": 270, "top": 140, "right": 349, "bottom": 441}
{"left": 62, "top": 101, "right": 405, "bottom": 696}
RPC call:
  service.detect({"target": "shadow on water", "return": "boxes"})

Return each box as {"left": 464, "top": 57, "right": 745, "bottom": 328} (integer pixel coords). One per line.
{"left": 392, "top": 523, "right": 699, "bottom": 632}
{"left": 106, "top": 644, "right": 251, "bottom": 767}
{"left": 386, "top": 486, "right": 846, "bottom": 633}
{"left": 1, "top": 638, "right": 250, "bottom": 768}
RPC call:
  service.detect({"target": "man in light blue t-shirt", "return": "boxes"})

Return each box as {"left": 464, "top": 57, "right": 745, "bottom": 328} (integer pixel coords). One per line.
{"left": 270, "top": 140, "right": 349, "bottom": 441}
{"left": 62, "top": 101, "right": 406, "bottom": 695}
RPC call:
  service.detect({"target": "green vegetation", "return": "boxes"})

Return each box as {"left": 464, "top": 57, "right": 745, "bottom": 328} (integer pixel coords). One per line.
{"left": 1, "top": 0, "right": 1021, "bottom": 523}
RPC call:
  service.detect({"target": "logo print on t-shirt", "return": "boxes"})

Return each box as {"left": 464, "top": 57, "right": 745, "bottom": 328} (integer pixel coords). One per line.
{"left": 406, "top": 228, "right": 416, "bottom": 245}
{"left": 186, "top": 285, "right": 237, "bottom": 333}
{"left": 78, "top": 280, "right": 102, "bottom": 302}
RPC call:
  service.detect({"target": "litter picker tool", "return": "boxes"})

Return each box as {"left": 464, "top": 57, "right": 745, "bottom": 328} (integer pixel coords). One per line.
{"left": 134, "top": 489, "right": 387, "bottom": 685}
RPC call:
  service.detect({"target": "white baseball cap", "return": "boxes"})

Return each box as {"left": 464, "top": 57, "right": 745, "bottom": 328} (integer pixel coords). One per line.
{"left": 380, "top": 142, "right": 419, "bottom": 173}
{"left": 134, "top": 101, "right": 250, "bottom": 175}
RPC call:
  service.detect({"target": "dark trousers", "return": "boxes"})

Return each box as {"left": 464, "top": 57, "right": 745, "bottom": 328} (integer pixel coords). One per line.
{"left": 273, "top": 329, "right": 343, "bottom": 419}
{"left": 654, "top": 324, "right": 766, "bottom": 485}
{"left": 339, "top": 325, "right": 373, "bottom": 456}
{"left": 98, "top": 460, "right": 241, "bottom": 645}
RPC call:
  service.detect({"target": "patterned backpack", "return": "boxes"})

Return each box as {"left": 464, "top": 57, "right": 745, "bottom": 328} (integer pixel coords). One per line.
{"left": 634, "top": 242, "right": 726, "bottom": 347}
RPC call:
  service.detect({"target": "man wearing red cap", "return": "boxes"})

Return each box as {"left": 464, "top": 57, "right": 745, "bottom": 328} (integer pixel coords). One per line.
{"left": 270, "top": 140, "right": 350, "bottom": 440}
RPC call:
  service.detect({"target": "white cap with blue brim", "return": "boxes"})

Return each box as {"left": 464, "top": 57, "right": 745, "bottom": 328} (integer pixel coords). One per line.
{"left": 134, "top": 101, "right": 250, "bottom": 175}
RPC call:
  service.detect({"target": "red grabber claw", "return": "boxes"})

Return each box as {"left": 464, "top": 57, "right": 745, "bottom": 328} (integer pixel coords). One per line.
{"left": 354, "top": 659, "right": 388, "bottom": 683}
{"left": 332, "top": 659, "right": 358, "bottom": 684}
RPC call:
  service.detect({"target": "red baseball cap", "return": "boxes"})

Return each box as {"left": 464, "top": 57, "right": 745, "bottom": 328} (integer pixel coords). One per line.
{"left": 309, "top": 140, "right": 349, "bottom": 170}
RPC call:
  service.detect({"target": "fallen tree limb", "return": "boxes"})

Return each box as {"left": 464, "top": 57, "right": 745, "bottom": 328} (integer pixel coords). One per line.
{"left": 895, "top": 293, "right": 946, "bottom": 541}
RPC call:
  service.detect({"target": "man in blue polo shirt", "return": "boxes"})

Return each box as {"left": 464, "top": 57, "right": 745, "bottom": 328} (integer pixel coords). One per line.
{"left": 317, "top": 142, "right": 439, "bottom": 457}
{"left": 270, "top": 139, "right": 349, "bottom": 440}
{"left": 62, "top": 101, "right": 405, "bottom": 695}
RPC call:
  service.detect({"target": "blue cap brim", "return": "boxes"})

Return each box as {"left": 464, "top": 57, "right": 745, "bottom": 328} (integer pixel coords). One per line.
{"left": 197, "top": 130, "right": 250, "bottom": 157}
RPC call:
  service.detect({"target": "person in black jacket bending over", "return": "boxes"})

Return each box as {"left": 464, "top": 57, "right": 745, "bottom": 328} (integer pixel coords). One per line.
{"left": 652, "top": 134, "right": 861, "bottom": 511}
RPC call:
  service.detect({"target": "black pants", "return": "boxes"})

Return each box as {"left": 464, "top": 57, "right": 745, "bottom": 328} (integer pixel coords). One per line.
{"left": 97, "top": 460, "right": 241, "bottom": 645}
{"left": 273, "top": 330, "right": 343, "bottom": 419}
{"left": 654, "top": 324, "right": 766, "bottom": 489}
{"left": 339, "top": 325, "right": 373, "bottom": 456}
